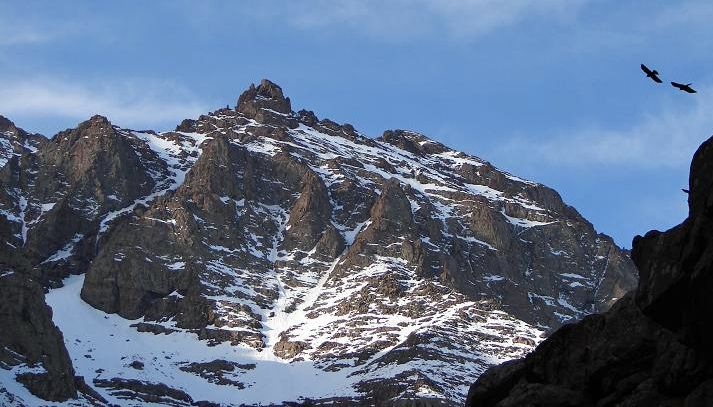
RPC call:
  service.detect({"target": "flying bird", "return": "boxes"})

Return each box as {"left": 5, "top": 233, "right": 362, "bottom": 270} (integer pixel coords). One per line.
{"left": 671, "top": 82, "right": 697, "bottom": 93}
{"left": 640, "top": 64, "right": 662, "bottom": 83}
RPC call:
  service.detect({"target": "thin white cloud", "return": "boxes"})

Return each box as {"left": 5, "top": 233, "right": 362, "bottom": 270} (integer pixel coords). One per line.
{"left": 0, "top": 29, "right": 49, "bottom": 46}
{"left": 419, "top": 0, "right": 586, "bottom": 39}
{"left": 247, "top": 0, "right": 589, "bottom": 42}
{"left": 0, "top": 11, "right": 71, "bottom": 46}
{"left": 499, "top": 86, "right": 713, "bottom": 169}
{"left": 0, "top": 18, "right": 57, "bottom": 46}
{"left": 651, "top": 0, "right": 713, "bottom": 29}
{"left": 0, "top": 78, "right": 208, "bottom": 131}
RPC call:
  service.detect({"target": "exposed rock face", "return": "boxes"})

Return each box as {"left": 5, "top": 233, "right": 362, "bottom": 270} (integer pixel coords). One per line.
{"left": 0, "top": 117, "right": 43, "bottom": 265}
{"left": 0, "top": 266, "right": 102, "bottom": 403}
{"left": 0, "top": 269, "right": 75, "bottom": 401}
{"left": 236, "top": 79, "right": 295, "bottom": 127}
{"left": 0, "top": 114, "right": 175, "bottom": 286}
{"left": 0, "top": 115, "right": 45, "bottom": 168}
{"left": 465, "top": 135, "right": 713, "bottom": 406}
{"left": 0, "top": 79, "right": 637, "bottom": 405}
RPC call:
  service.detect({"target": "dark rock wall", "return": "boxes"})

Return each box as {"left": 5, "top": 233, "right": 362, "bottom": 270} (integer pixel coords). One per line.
{"left": 0, "top": 268, "right": 77, "bottom": 401}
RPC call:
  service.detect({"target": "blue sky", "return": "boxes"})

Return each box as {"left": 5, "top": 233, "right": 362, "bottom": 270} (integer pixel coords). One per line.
{"left": 2, "top": 0, "right": 712, "bottom": 248}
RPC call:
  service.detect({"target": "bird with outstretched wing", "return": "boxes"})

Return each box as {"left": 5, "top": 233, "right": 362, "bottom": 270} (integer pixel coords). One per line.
{"left": 640, "top": 64, "right": 662, "bottom": 83}
{"left": 671, "top": 82, "right": 697, "bottom": 93}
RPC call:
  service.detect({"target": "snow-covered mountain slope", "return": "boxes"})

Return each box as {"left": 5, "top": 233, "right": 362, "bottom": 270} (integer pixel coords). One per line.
{"left": 0, "top": 80, "right": 637, "bottom": 405}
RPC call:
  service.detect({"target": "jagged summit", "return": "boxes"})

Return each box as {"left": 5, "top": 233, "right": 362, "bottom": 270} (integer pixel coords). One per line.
{"left": 197, "top": 80, "right": 472, "bottom": 168}
{"left": 0, "top": 115, "right": 34, "bottom": 138}
{"left": 0, "top": 115, "right": 44, "bottom": 169}
{"left": 237, "top": 78, "right": 292, "bottom": 116}
{"left": 0, "top": 115, "right": 16, "bottom": 132}
{"left": 86, "top": 114, "right": 112, "bottom": 125}
{"left": 60, "top": 115, "right": 115, "bottom": 139}
{"left": 0, "top": 79, "right": 637, "bottom": 405}
{"left": 229, "top": 80, "right": 512, "bottom": 185}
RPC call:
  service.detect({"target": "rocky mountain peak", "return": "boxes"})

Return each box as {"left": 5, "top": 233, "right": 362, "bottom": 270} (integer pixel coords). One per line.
{"left": 0, "top": 115, "right": 18, "bottom": 134}
{"left": 87, "top": 114, "right": 112, "bottom": 125}
{"left": 0, "top": 116, "right": 43, "bottom": 171}
{"left": 72, "top": 114, "right": 114, "bottom": 135}
{"left": 236, "top": 78, "right": 292, "bottom": 117}
{"left": 0, "top": 79, "right": 639, "bottom": 405}
{"left": 256, "top": 78, "right": 288, "bottom": 101}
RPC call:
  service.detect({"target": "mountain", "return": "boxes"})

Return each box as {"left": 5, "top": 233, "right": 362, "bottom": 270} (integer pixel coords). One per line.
{"left": 465, "top": 135, "right": 713, "bottom": 406}
{"left": 0, "top": 79, "right": 636, "bottom": 405}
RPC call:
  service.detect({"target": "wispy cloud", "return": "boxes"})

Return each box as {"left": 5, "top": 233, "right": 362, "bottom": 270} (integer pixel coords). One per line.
{"left": 0, "top": 78, "right": 208, "bottom": 131}
{"left": 498, "top": 86, "right": 713, "bottom": 169}
{"left": 651, "top": 0, "right": 713, "bottom": 29}
{"left": 0, "top": 18, "right": 57, "bottom": 46}
{"left": 0, "top": 10, "right": 72, "bottom": 47}
{"left": 244, "top": 0, "right": 589, "bottom": 42}
{"left": 0, "top": 29, "right": 49, "bottom": 46}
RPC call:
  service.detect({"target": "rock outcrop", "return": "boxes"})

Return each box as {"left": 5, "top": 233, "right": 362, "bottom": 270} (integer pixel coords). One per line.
{"left": 0, "top": 265, "right": 105, "bottom": 405}
{"left": 466, "top": 135, "right": 713, "bottom": 406}
{"left": 0, "top": 114, "right": 175, "bottom": 287}
{"left": 0, "top": 268, "right": 77, "bottom": 401}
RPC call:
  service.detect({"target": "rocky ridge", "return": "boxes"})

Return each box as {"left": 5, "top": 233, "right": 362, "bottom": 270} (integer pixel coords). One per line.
{"left": 466, "top": 135, "right": 713, "bottom": 406}
{"left": 0, "top": 80, "right": 636, "bottom": 405}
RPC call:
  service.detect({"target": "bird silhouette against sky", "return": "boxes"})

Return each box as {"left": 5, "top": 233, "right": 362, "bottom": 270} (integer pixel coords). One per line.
{"left": 640, "top": 63, "right": 697, "bottom": 94}
{"left": 640, "top": 64, "right": 662, "bottom": 83}
{"left": 671, "top": 81, "right": 697, "bottom": 93}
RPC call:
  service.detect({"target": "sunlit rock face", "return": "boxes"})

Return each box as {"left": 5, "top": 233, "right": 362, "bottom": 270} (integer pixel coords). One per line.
{"left": 0, "top": 80, "right": 636, "bottom": 405}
